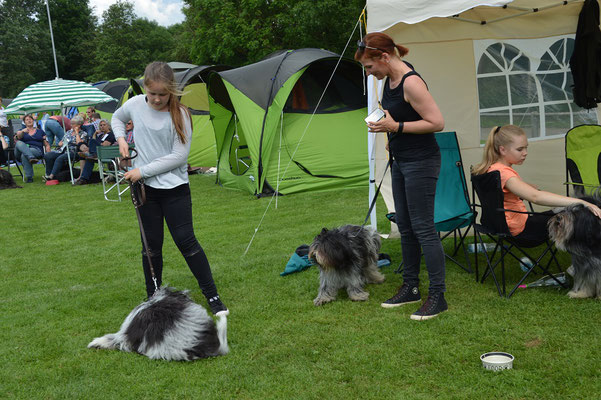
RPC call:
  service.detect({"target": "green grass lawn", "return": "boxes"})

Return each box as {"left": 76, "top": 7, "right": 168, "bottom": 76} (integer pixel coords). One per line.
{"left": 1, "top": 167, "right": 600, "bottom": 399}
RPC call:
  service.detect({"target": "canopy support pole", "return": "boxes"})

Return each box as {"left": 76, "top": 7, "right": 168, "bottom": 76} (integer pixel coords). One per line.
{"left": 45, "top": 0, "right": 60, "bottom": 79}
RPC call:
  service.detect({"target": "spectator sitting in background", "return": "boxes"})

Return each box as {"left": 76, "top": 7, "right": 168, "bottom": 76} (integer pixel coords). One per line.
{"left": 43, "top": 115, "right": 86, "bottom": 182}
{"left": 83, "top": 110, "right": 100, "bottom": 136}
{"left": 80, "top": 112, "right": 95, "bottom": 136}
{"left": 75, "top": 119, "right": 116, "bottom": 185}
{"left": 0, "top": 132, "right": 9, "bottom": 166}
{"left": 86, "top": 107, "right": 96, "bottom": 125}
{"left": 125, "top": 120, "right": 134, "bottom": 144}
{"left": 20, "top": 113, "right": 42, "bottom": 129}
{"left": 0, "top": 99, "right": 9, "bottom": 166}
{"left": 0, "top": 97, "right": 9, "bottom": 138}
{"left": 90, "top": 111, "right": 101, "bottom": 131}
{"left": 49, "top": 115, "right": 71, "bottom": 132}
{"left": 42, "top": 116, "right": 65, "bottom": 148}
{"left": 15, "top": 114, "right": 50, "bottom": 183}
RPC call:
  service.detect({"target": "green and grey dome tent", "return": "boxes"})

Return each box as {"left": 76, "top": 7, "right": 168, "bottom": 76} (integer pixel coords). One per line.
{"left": 93, "top": 79, "right": 130, "bottom": 114}
{"left": 208, "top": 48, "right": 369, "bottom": 196}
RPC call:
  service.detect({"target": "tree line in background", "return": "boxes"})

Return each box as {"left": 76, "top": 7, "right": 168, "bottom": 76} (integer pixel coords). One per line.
{"left": 0, "top": 0, "right": 365, "bottom": 98}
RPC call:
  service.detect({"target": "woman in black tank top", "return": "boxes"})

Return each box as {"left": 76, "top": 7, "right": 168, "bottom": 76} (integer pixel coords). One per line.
{"left": 356, "top": 32, "right": 448, "bottom": 320}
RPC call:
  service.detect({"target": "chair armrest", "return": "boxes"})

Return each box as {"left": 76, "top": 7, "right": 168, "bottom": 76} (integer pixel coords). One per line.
{"left": 496, "top": 207, "right": 546, "bottom": 216}
{"left": 564, "top": 181, "right": 599, "bottom": 188}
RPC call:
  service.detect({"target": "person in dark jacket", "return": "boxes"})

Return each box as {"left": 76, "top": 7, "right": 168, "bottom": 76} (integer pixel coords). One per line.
{"left": 569, "top": 0, "right": 601, "bottom": 109}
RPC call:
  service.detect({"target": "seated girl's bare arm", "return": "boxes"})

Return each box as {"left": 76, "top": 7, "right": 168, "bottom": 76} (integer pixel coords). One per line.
{"left": 505, "top": 176, "right": 601, "bottom": 217}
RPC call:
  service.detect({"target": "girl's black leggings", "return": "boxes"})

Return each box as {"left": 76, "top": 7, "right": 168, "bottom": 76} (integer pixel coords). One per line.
{"left": 137, "top": 183, "right": 218, "bottom": 299}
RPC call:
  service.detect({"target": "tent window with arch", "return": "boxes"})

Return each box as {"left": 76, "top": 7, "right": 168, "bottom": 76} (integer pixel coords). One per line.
{"left": 475, "top": 35, "right": 598, "bottom": 142}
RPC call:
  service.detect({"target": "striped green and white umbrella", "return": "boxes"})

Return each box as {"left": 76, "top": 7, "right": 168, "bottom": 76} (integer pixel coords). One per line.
{"left": 3, "top": 78, "right": 116, "bottom": 115}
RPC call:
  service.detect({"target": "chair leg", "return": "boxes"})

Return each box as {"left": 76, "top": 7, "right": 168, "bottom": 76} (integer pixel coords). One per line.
{"left": 500, "top": 239, "right": 506, "bottom": 297}
{"left": 479, "top": 239, "right": 502, "bottom": 282}
{"left": 394, "top": 261, "right": 404, "bottom": 274}
{"left": 506, "top": 244, "right": 567, "bottom": 298}
{"left": 477, "top": 234, "right": 504, "bottom": 297}
{"left": 474, "top": 233, "right": 479, "bottom": 282}
{"left": 8, "top": 151, "right": 23, "bottom": 179}
{"left": 457, "top": 225, "right": 473, "bottom": 273}
{"left": 441, "top": 226, "right": 473, "bottom": 274}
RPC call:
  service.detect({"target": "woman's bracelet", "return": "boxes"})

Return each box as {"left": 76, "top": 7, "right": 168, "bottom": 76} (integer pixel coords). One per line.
{"left": 397, "top": 121, "right": 404, "bottom": 133}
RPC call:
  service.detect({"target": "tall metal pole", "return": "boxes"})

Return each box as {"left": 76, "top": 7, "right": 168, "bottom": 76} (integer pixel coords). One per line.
{"left": 45, "top": 0, "right": 60, "bottom": 79}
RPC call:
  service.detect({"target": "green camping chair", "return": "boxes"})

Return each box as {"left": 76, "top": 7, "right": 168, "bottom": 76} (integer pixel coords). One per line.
{"left": 394, "top": 131, "right": 474, "bottom": 273}
{"left": 97, "top": 145, "right": 133, "bottom": 202}
{"left": 565, "top": 125, "right": 601, "bottom": 197}
{"left": 432, "top": 131, "right": 474, "bottom": 273}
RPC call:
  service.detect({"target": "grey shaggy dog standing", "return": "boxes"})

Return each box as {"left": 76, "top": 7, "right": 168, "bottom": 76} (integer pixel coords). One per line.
{"left": 88, "top": 287, "right": 228, "bottom": 360}
{"left": 309, "top": 224, "right": 385, "bottom": 306}
{"left": 548, "top": 196, "right": 601, "bottom": 299}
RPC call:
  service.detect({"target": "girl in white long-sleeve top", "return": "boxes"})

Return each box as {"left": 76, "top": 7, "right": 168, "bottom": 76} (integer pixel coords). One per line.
{"left": 112, "top": 61, "right": 228, "bottom": 316}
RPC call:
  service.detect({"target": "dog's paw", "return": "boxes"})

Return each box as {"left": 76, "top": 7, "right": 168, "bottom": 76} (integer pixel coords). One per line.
{"left": 87, "top": 337, "right": 103, "bottom": 348}
{"left": 313, "top": 297, "right": 331, "bottom": 306}
{"left": 568, "top": 290, "right": 589, "bottom": 299}
{"left": 348, "top": 291, "right": 369, "bottom": 302}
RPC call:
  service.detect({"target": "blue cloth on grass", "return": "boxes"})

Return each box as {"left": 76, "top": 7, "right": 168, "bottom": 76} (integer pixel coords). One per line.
{"left": 281, "top": 247, "right": 390, "bottom": 276}
{"left": 281, "top": 252, "right": 314, "bottom": 276}
{"left": 377, "top": 258, "right": 391, "bottom": 268}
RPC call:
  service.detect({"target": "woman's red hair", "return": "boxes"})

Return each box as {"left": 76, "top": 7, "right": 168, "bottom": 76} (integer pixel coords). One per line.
{"left": 354, "top": 32, "right": 408, "bottom": 61}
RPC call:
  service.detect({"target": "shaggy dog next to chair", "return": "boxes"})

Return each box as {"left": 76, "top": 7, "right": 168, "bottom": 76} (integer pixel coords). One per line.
{"left": 0, "top": 169, "right": 22, "bottom": 189}
{"left": 548, "top": 197, "right": 601, "bottom": 299}
{"left": 309, "top": 225, "right": 385, "bottom": 306}
{"left": 88, "top": 287, "right": 228, "bottom": 360}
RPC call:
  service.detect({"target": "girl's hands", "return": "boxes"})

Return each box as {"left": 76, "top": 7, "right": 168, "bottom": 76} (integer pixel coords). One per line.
{"left": 582, "top": 201, "right": 601, "bottom": 218}
{"left": 124, "top": 168, "right": 142, "bottom": 182}
{"left": 118, "top": 138, "right": 129, "bottom": 159}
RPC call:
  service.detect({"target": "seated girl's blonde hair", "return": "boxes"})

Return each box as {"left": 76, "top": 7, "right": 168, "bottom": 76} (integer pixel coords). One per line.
{"left": 472, "top": 125, "right": 526, "bottom": 175}
{"left": 143, "top": 61, "right": 190, "bottom": 144}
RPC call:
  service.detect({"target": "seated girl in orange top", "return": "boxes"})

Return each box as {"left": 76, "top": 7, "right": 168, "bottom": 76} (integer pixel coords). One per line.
{"left": 473, "top": 125, "right": 601, "bottom": 243}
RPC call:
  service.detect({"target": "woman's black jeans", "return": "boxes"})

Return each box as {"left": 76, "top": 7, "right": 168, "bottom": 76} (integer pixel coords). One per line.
{"left": 137, "top": 183, "right": 218, "bottom": 299}
{"left": 391, "top": 154, "right": 446, "bottom": 294}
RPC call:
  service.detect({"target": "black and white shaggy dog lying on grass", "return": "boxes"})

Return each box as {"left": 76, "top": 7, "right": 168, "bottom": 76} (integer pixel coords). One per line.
{"left": 88, "top": 287, "right": 228, "bottom": 360}
{"left": 548, "top": 195, "right": 601, "bottom": 299}
{"left": 309, "top": 224, "right": 385, "bottom": 306}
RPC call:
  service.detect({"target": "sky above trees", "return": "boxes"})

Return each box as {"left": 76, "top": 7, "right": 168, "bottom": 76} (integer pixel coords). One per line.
{"left": 89, "top": 0, "right": 184, "bottom": 26}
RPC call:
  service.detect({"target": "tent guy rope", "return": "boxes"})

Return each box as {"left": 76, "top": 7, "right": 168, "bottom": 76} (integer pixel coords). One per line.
{"left": 243, "top": 7, "right": 367, "bottom": 256}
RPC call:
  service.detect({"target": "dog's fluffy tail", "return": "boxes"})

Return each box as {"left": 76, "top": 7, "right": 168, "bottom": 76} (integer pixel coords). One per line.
{"left": 216, "top": 315, "right": 229, "bottom": 355}
{"left": 87, "top": 333, "right": 120, "bottom": 350}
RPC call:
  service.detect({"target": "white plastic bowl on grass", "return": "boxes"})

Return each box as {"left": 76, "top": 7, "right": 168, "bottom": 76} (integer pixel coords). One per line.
{"left": 480, "top": 352, "right": 514, "bottom": 371}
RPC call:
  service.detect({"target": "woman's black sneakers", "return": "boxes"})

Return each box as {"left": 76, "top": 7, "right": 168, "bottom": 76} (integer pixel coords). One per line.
{"left": 410, "top": 292, "right": 448, "bottom": 321}
{"left": 381, "top": 283, "right": 421, "bottom": 308}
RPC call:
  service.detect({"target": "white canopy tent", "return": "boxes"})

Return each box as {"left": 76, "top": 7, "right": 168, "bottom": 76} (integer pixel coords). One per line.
{"left": 364, "top": 0, "right": 601, "bottom": 235}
